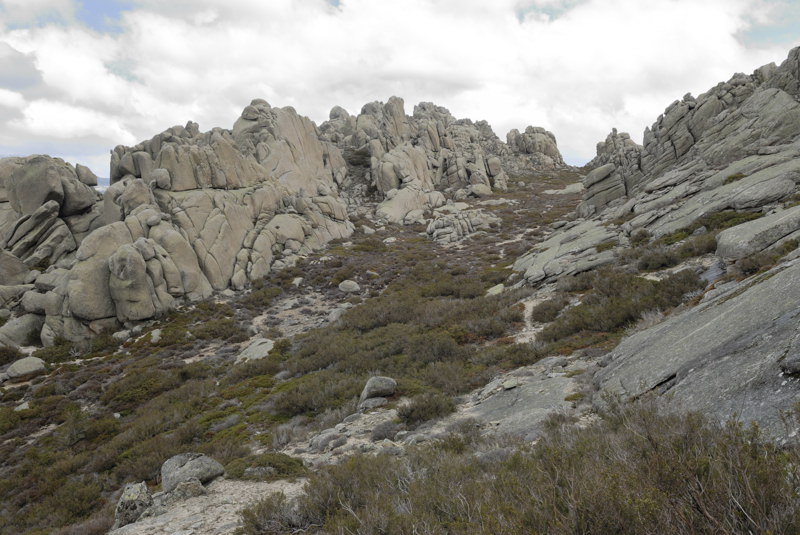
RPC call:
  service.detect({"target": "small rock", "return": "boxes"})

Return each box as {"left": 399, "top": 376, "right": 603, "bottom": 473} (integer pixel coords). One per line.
{"left": 487, "top": 283, "right": 505, "bottom": 296}
{"left": 112, "top": 481, "right": 153, "bottom": 530}
{"left": 362, "top": 225, "right": 376, "bottom": 235}
{"left": 160, "top": 477, "right": 207, "bottom": 507}
{"left": 342, "top": 413, "right": 361, "bottom": 424}
{"left": 338, "top": 280, "right": 360, "bottom": 293}
{"left": 359, "top": 376, "right": 397, "bottom": 401}
{"left": 502, "top": 379, "right": 520, "bottom": 390}
{"left": 469, "top": 184, "right": 493, "bottom": 197}
{"left": 112, "top": 330, "right": 131, "bottom": 342}
{"left": 14, "top": 401, "right": 30, "bottom": 412}
{"left": 310, "top": 429, "right": 343, "bottom": 452}
{"left": 149, "top": 329, "right": 162, "bottom": 344}
{"left": 235, "top": 337, "right": 274, "bottom": 364}
{"left": 383, "top": 237, "right": 397, "bottom": 244}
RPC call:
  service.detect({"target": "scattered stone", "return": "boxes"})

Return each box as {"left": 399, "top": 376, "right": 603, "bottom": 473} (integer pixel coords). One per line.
{"left": 160, "top": 478, "right": 207, "bottom": 508}
{"left": 112, "top": 481, "right": 153, "bottom": 530}
{"left": 235, "top": 337, "right": 275, "bottom": 364}
{"left": 487, "top": 283, "right": 505, "bottom": 296}
{"left": 338, "top": 280, "right": 360, "bottom": 293}
{"left": 358, "top": 397, "right": 388, "bottom": 411}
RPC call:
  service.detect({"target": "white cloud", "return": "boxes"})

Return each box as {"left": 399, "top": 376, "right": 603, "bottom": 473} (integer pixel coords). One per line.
{"left": 10, "top": 99, "right": 136, "bottom": 143}
{"left": 0, "top": 87, "right": 23, "bottom": 107}
{"left": 0, "top": 0, "right": 74, "bottom": 26}
{"left": 0, "top": 0, "right": 798, "bottom": 175}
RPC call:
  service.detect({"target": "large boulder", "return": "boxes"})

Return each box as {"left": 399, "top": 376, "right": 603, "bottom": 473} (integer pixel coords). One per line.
{"left": 160, "top": 453, "right": 224, "bottom": 493}
{"left": 5, "top": 155, "right": 96, "bottom": 217}
{"left": 359, "top": 376, "right": 397, "bottom": 402}
{"left": 716, "top": 205, "right": 800, "bottom": 260}
{"left": 5, "top": 356, "right": 46, "bottom": 381}
{"left": 0, "top": 314, "right": 44, "bottom": 348}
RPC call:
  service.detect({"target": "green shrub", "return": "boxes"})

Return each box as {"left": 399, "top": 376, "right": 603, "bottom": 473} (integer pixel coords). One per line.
{"left": 723, "top": 172, "right": 747, "bottom": 184}
{"left": 191, "top": 318, "right": 248, "bottom": 342}
{"left": 0, "top": 345, "right": 23, "bottom": 366}
{"left": 629, "top": 229, "right": 651, "bottom": 247}
{"left": 734, "top": 239, "right": 799, "bottom": 277}
{"left": 240, "top": 285, "right": 282, "bottom": 310}
{"left": 100, "top": 368, "right": 181, "bottom": 412}
{"left": 636, "top": 246, "right": 679, "bottom": 271}
{"left": 239, "top": 402, "right": 800, "bottom": 535}
{"left": 397, "top": 392, "right": 456, "bottom": 426}
{"left": 226, "top": 452, "right": 307, "bottom": 480}
{"left": 595, "top": 240, "right": 616, "bottom": 252}
{"left": 0, "top": 406, "right": 21, "bottom": 434}
{"left": 540, "top": 269, "right": 705, "bottom": 343}
{"left": 33, "top": 337, "right": 75, "bottom": 363}
{"left": 529, "top": 294, "right": 570, "bottom": 323}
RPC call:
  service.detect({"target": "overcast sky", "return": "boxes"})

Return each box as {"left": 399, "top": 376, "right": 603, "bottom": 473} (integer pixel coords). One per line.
{"left": 0, "top": 0, "right": 798, "bottom": 177}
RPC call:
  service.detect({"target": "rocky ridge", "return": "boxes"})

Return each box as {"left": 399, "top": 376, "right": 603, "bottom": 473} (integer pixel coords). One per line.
{"left": 511, "top": 46, "right": 800, "bottom": 436}
{"left": 0, "top": 97, "right": 562, "bottom": 349}
{"left": 319, "top": 97, "right": 562, "bottom": 223}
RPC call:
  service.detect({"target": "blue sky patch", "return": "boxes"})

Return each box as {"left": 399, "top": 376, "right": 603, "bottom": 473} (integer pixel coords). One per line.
{"left": 76, "top": 0, "right": 133, "bottom": 33}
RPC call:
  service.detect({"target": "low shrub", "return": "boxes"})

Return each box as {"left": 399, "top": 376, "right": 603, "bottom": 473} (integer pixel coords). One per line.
{"left": 397, "top": 392, "right": 456, "bottom": 426}
{"left": 226, "top": 452, "right": 307, "bottom": 480}
{"left": 723, "top": 172, "right": 747, "bottom": 184}
{"left": 734, "top": 239, "right": 799, "bottom": 277}
{"left": 540, "top": 269, "right": 705, "bottom": 343}
{"left": 529, "top": 294, "right": 570, "bottom": 323}
{"left": 629, "top": 229, "right": 651, "bottom": 247}
{"left": 33, "top": 337, "right": 76, "bottom": 363}
{"left": 100, "top": 368, "right": 182, "bottom": 413}
{"left": 371, "top": 421, "right": 402, "bottom": 441}
{"left": 240, "top": 285, "right": 282, "bottom": 310}
{"left": 0, "top": 345, "right": 22, "bottom": 366}
{"left": 238, "top": 402, "right": 800, "bottom": 535}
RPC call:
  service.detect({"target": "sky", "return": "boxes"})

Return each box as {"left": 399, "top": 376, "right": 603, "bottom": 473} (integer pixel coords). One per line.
{"left": 0, "top": 0, "right": 798, "bottom": 177}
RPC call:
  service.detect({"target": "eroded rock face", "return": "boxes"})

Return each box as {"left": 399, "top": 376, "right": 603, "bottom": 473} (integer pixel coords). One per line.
{"left": 320, "top": 97, "right": 563, "bottom": 224}
{"left": 594, "top": 256, "right": 800, "bottom": 438}
{"left": 514, "top": 47, "right": 800, "bottom": 286}
{"left": 0, "top": 102, "right": 355, "bottom": 344}
{"left": 579, "top": 48, "right": 800, "bottom": 225}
